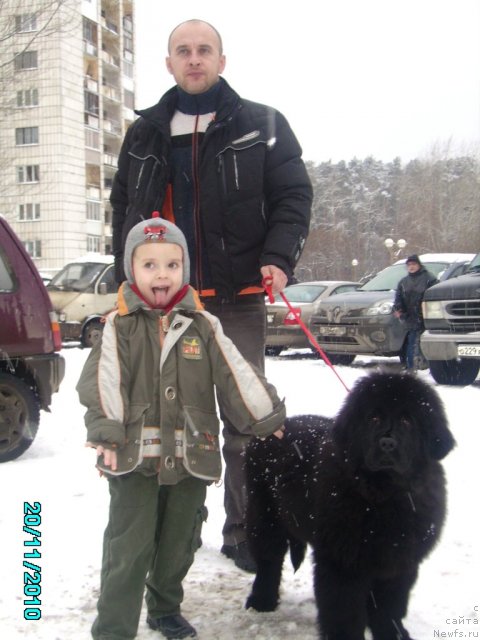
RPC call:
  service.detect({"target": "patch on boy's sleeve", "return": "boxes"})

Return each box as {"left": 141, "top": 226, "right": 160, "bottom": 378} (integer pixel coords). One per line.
{"left": 181, "top": 336, "right": 203, "bottom": 359}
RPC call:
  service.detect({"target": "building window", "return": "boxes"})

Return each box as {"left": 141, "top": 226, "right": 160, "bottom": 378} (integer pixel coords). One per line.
{"left": 83, "top": 18, "right": 97, "bottom": 44}
{"left": 16, "top": 126, "right": 39, "bottom": 145}
{"left": 18, "top": 203, "right": 41, "bottom": 221}
{"left": 17, "top": 88, "right": 39, "bottom": 107}
{"left": 124, "top": 89, "right": 134, "bottom": 110}
{"left": 15, "top": 14, "right": 38, "bottom": 33}
{"left": 17, "top": 165, "right": 40, "bottom": 183}
{"left": 14, "top": 50, "right": 38, "bottom": 71}
{"left": 23, "top": 240, "right": 42, "bottom": 258}
{"left": 84, "top": 90, "right": 99, "bottom": 115}
{"left": 87, "top": 235, "right": 101, "bottom": 253}
{"left": 85, "top": 128, "right": 100, "bottom": 149}
{"left": 123, "top": 32, "right": 133, "bottom": 53}
{"left": 86, "top": 201, "right": 101, "bottom": 221}
{"left": 123, "top": 59, "right": 133, "bottom": 78}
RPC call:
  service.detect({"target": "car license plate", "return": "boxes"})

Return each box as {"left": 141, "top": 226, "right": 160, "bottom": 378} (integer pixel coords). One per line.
{"left": 319, "top": 326, "right": 346, "bottom": 336}
{"left": 267, "top": 313, "right": 274, "bottom": 324}
{"left": 458, "top": 344, "right": 480, "bottom": 357}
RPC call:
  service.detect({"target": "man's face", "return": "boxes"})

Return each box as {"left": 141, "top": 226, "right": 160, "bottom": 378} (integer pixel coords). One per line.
{"left": 166, "top": 22, "right": 226, "bottom": 95}
{"left": 406, "top": 262, "right": 421, "bottom": 274}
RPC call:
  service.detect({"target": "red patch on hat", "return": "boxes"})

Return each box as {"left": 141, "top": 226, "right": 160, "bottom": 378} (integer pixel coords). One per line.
{"left": 144, "top": 224, "right": 167, "bottom": 241}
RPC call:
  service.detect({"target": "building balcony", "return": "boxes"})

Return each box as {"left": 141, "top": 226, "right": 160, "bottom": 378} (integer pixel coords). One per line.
{"left": 86, "top": 185, "right": 101, "bottom": 200}
{"left": 102, "top": 84, "right": 121, "bottom": 102}
{"left": 101, "top": 17, "right": 119, "bottom": 34}
{"left": 101, "top": 50, "right": 120, "bottom": 68}
{"left": 85, "top": 114, "right": 100, "bottom": 129}
{"left": 84, "top": 40, "right": 98, "bottom": 57}
{"left": 103, "top": 153, "right": 118, "bottom": 168}
{"left": 84, "top": 76, "right": 99, "bottom": 93}
{"left": 103, "top": 118, "right": 121, "bottom": 136}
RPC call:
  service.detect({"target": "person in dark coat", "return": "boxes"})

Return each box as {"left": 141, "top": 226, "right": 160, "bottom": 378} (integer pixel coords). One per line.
{"left": 110, "top": 18, "right": 312, "bottom": 575}
{"left": 394, "top": 254, "right": 438, "bottom": 370}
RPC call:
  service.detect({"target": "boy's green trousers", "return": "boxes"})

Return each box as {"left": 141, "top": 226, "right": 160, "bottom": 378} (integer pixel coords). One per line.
{"left": 92, "top": 473, "right": 208, "bottom": 640}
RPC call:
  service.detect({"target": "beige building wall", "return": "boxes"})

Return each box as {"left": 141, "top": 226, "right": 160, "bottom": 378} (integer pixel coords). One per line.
{"left": 0, "top": 0, "right": 135, "bottom": 273}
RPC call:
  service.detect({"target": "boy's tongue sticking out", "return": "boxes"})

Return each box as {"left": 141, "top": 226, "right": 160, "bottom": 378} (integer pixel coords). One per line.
{"left": 153, "top": 286, "right": 171, "bottom": 308}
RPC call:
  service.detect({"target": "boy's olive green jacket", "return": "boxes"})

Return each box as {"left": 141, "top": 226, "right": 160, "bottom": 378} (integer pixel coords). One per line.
{"left": 76, "top": 283, "right": 286, "bottom": 484}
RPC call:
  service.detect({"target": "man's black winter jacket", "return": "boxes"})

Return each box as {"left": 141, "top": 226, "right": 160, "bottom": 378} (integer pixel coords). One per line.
{"left": 110, "top": 78, "right": 312, "bottom": 299}
{"left": 394, "top": 267, "right": 438, "bottom": 330}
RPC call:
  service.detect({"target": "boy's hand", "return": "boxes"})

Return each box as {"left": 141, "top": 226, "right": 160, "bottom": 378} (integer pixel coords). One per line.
{"left": 95, "top": 445, "right": 118, "bottom": 471}
{"left": 258, "top": 427, "right": 285, "bottom": 441}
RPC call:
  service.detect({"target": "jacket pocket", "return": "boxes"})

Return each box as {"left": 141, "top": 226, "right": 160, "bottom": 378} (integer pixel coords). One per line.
{"left": 182, "top": 406, "right": 221, "bottom": 482}
{"left": 216, "top": 138, "right": 268, "bottom": 197}
{"left": 97, "top": 403, "right": 149, "bottom": 476}
{"left": 127, "top": 152, "right": 164, "bottom": 203}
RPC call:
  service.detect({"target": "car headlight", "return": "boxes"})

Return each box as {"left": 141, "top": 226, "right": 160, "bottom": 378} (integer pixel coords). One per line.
{"left": 423, "top": 301, "right": 444, "bottom": 319}
{"left": 365, "top": 301, "right": 394, "bottom": 316}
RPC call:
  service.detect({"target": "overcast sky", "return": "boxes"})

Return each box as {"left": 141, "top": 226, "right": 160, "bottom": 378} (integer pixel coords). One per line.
{"left": 133, "top": 0, "right": 480, "bottom": 164}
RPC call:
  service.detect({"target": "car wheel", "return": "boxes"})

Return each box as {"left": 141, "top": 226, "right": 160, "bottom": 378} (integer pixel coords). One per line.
{"left": 428, "top": 359, "right": 480, "bottom": 386}
{"left": 0, "top": 373, "right": 40, "bottom": 462}
{"left": 265, "top": 346, "right": 283, "bottom": 356}
{"left": 82, "top": 320, "right": 104, "bottom": 348}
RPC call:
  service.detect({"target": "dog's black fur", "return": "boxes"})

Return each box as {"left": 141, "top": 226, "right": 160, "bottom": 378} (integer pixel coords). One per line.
{"left": 245, "top": 371, "right": 455, "bottom": 640}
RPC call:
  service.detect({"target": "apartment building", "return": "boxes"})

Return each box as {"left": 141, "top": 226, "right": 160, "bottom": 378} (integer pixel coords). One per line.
{"left": 0, "top": 0, "right": 135, "bottom": 274}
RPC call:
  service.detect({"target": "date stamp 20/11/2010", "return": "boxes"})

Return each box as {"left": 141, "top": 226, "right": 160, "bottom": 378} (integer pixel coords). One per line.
{"left": 23, "top": 502, "right": 42, "bottom": 620}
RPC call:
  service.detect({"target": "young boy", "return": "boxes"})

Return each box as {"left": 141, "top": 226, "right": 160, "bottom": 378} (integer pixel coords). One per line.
{"left": 77, "top": 215, "right": 286, "bottom": 640}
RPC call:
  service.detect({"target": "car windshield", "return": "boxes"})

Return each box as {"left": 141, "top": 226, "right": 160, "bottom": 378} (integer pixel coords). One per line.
{"left": 47, "top": 262, "right": 106, "bottom": 292}
{"left": 274, "top": 284, "right": 327, "bottom": 303}
{"left": 361, "top": 262, "right": 451, "bottom": 292}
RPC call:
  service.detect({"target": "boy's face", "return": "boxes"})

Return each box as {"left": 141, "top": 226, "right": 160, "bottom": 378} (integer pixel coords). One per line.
{"left": 132, "top": 242, "right": 184, "bottom": 308}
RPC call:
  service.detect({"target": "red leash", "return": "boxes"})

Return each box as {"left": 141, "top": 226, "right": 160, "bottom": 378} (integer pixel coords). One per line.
{"left": 263, "top": 278, "right": 350, "bottom": 393}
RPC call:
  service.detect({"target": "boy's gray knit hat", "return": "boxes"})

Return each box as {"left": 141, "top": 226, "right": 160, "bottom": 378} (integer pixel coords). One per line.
{"left": 123, "top": 214, "right": 190, "bottom": 286}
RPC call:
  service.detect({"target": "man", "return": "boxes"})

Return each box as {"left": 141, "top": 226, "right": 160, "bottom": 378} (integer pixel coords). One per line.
{"left": 393, "top": 254, "right": 438, "bottom": 371}
{"left": 111, "top": 18, "right": 312, "bottom": 580}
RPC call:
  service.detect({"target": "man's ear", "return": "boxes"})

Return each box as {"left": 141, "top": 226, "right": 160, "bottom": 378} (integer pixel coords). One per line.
{"left": 166, "top": 56, "right": 173, "bottom": 75}
{"left": 219, "top": 54, "right": 226, "bottom": 75}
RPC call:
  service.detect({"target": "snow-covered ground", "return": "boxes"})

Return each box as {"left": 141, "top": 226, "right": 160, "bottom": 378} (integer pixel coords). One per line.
{"left": 1, "top": 348, "right": 478, "bottom": 639}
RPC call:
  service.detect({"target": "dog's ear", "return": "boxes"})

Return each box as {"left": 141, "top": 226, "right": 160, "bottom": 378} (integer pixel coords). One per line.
{"left": 405, "top": 377, "right": 455, "bottom": 460}
{"left": 421, "top": 386, "right": 455, "bottom": 460}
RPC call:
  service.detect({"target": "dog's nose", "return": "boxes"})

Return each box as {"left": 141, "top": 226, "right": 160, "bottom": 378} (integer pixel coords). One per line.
{"left": 379, "top": 436, "right": 397, "bottom": 453}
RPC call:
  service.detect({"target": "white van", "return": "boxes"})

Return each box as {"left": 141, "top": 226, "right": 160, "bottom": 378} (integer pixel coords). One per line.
{"left": 46, "top": 254, "right": 117, "bottom": 347}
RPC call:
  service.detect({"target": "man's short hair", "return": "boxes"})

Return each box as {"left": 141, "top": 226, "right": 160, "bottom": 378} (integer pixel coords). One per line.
{"left": 167, "top": 19, "right": 223, "bottom": 55}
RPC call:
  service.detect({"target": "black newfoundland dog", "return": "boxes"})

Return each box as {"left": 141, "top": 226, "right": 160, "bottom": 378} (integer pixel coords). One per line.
{"left": 245, "top": 371, "right": 455, "bottom": 640}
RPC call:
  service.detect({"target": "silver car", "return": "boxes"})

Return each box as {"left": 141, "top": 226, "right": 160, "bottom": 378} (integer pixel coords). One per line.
{"left": 265, "top": 280, "right": 360, "bottom": 356}
{"left": 310, "top": 253, "right": 475, "bottom": 365}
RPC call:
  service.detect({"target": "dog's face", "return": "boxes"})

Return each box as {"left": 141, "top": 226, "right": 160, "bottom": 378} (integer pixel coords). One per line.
{"left": 333, "top": 371, "right": 455, "bottom": 481}
{"left": 355, "top": 406, "right": 424, "bottom": 476}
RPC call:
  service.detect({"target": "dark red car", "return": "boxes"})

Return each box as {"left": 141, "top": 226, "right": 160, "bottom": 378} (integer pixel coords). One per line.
{"left": 0, "top": 217, "right": 65, "bottom": 461}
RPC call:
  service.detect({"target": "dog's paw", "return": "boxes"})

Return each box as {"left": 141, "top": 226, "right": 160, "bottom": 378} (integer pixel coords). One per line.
{"left": 245, "top": 593, "right": 279, "bottom": 612}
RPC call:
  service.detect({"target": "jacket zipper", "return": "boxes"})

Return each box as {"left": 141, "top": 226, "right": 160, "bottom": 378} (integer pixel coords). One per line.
{"left": 192, "top": 115, "right": 203, "bottom": 291}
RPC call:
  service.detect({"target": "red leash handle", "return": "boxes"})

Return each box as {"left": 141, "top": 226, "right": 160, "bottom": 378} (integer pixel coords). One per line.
{"left": 263, "top": 276, "right": 275, "bottom": 303}
{"left": 262, "top": 278, "right": 350, "bottom": 393}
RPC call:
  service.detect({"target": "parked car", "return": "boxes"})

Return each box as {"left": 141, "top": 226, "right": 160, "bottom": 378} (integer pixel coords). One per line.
{"left": 310, "top": 253, "right": 475, "bottom": 365}
{"left": 421, "top": 251, "right": 480, "bottom": 385}
{"left": 0, "top": 216, "right": 65, "bottom": 462}
{"left": 47, "top": 254, "right": 118, "bottom": 347}
{"left": 265, "top": 280, "right": 360, "bottom": 356}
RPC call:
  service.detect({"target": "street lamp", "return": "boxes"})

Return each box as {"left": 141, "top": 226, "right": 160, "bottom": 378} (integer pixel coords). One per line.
{"left": 351, "top": 258, "right": 359, "bottom": 280}
{"left": 384, "top": 238, "right": 407, "bottom": 263}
